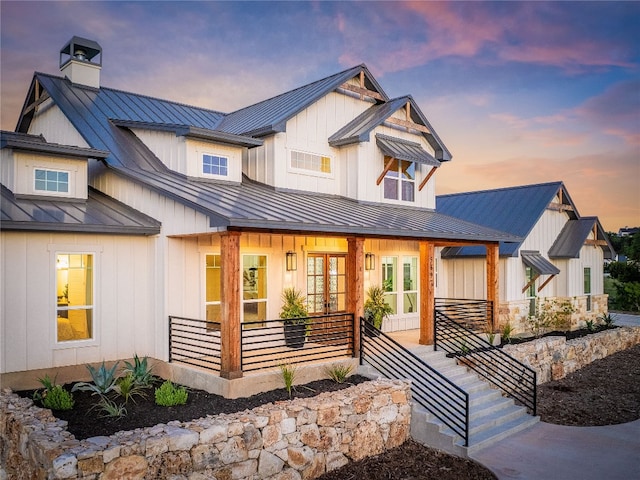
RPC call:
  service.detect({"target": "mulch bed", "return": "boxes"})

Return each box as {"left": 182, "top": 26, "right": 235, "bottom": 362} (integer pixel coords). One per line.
{"left": 501, "top": 324, "right": 616, "bottom": 346}
{"left": 17, "top": 344, "right": 640, "bottom": 480}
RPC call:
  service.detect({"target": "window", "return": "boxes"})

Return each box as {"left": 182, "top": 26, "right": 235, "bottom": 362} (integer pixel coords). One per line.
{"left": 205, "top": 255, "right": 221, "bottom": 325}
{"left": 56, "top": 254, "right": 93, "bottom": 342}
{"left": 381, "top": 255, "right": 419, "bottom": 315}
{"left": 243, "top": 255, "right": 267, "bottom": 327}
{"left": 381, "top": 256, "right": 398, "bottom": 314}
{"left": 525, "top": 267, "right": 536, "bottom": 316}
{"left": 403, "top": 257, "right": 418, "bottom": 314}
{"left": 202, "top": 154, "right": 228, "bottom": 176}
{"left": 383, "top": 157, "right": 415, "bottom": 202}
{"left": 290, "top": 150, "right": 331, "bottom": 174}
{"left": 584, "top": 267, "right": 592, "bottom": 311}
{"left": 35, "top": 168, "right": 69, "bottom": 193}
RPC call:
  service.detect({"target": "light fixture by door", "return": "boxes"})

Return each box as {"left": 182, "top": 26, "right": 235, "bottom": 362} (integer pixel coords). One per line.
{"left": 286, "top": 251, "right": 297, "bottom": 271}
{"left": 365, "top": 252, "right": 375, "bottom": 270}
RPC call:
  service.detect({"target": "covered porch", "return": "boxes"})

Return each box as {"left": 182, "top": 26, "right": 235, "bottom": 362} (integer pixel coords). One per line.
{"left": 166, "top": 227, "right": 503, "bottom": 381}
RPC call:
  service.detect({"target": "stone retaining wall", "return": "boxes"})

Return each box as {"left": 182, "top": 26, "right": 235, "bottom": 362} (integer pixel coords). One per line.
{"left": 0, "top": 379, "right": 410, "bottom": 480}
{"left": 503, "top": 326, "right": 640, "bottom": 384}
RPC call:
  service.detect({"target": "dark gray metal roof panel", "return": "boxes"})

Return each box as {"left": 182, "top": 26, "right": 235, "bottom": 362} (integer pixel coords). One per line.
{"left": 216, "top": 65, "right": 388, "bottom": 136}
{"left": 438, "top": 182, "right": 564, "bottom": 257}
{"left": 1, "top": 130, "right": 109, "bottom": 159}
{"left": 521, "top": 250, "right": 560, "bottom": 275}
{"left": 111, "top": 166, "right": 520, "bottom": 242}
{"left": 375, "top": 134, "right": 440, "bottom": 167}
{"left": 549, "top": 217, "right": 615, "bottom": 259}
{"left": 0, "top": 185, "right": 161, "bottom": 235}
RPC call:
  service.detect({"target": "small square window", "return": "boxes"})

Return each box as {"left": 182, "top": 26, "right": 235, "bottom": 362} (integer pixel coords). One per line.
{"left": 203, "top": 154, "right": 228, "bottom": 177}
{"left": 34, "top": 169, "right": 69, "bottom": 193}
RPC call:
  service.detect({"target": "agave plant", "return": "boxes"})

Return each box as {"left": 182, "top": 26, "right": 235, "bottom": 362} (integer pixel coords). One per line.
{"left": 72, "top": 360, "right": 119, "bottom": 396}
{"left": 123, "top": 354, "right": 155, "bottom": 387}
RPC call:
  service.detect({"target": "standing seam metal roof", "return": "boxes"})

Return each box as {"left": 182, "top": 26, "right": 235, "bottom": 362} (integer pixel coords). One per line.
{"left": 22, "top": 72, "right": 521, "bottom": 243}
{"left": 548, "top": 218, "right": 615, "bottom": 259}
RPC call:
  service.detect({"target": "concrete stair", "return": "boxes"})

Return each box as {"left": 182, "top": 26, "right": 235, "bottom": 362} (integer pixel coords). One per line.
{"left": 360, "top": 346, "right": 539, "bottom": 457}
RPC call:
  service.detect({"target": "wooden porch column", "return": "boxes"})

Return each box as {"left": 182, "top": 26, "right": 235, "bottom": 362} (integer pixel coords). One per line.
{"left": 419, "top": 241, "right": 435, "bottom": 345}
{"left": 486, "top": 242, "right": 499, "bottom": 332}
{"left": 347, "top": 237, "right": 365, "bottom": 356}
{"left": 220, "top": 231, "right": 242, "bottom": 379}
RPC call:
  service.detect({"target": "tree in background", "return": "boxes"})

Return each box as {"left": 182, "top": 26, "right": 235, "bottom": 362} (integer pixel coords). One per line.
{"left": 606, "top": 231, "right": 640, "bottom": 312}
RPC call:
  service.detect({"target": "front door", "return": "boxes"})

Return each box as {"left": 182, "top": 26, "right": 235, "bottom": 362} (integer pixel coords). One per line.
{"left": 307, "top": 254, "right": 347, "bottom": 315}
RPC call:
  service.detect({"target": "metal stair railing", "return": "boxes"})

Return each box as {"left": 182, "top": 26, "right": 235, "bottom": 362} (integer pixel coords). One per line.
{"left": 359, "top": 318, "right": 470, "bottom": 446}
{"left": 435, "top": 298, "right": 492, "bottom": 333}
{"left": 434, "top": 309, "right": 537, "bottom": 415}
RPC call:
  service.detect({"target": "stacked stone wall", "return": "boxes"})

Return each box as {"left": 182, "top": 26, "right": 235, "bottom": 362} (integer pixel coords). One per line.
{"left": 0, "top": 379, "right": 411, "bottom": 480}
{"left": 498, "top": 294, "right": 609, "bottom": 335}
{"left": 503, "top": 326, "right": 640, "bottom": 384}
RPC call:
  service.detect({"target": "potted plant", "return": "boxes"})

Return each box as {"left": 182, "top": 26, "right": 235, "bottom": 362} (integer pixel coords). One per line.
{"left": 363, "top": 285, "right": 394, "bottom": 337}
{"left": 280, "top": 287, "right": 310, "bottom": 348}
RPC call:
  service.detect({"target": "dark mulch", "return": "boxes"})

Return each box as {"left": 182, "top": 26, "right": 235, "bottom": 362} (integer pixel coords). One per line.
{"left": 537, "top": 343, "right": 640, "bottom": 426}
{"left": 17, "top": 344, "right": 639, "bottom": 480}
{"left": 21, "top": 376, "right": 370, "bottom": 440}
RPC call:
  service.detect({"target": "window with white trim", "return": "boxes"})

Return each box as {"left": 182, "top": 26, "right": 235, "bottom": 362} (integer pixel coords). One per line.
{"left": 381, "top": 255, "right": 419, "bottom": 315}
{"left": 290, "top": 150, "right": 331, "bottom": 174}
{"left": 205, "top": 254, "right": 221, "bottom": 325}
{"left": 243, "top": 255, "right": 267, "bottom": 327}
{"left": 584, "top": 267, "right": 592, "bottom": 311}
{"left": 202, "top": 154, "right": 228, "bottom": 177}
{"left": 35, "top": 168, "right": 69, "bottom": 193}
{"left": 383, "top": 157, "right": 415, "bottom": 202}
{"left": 56, "top": 253, "right": 93, "bottom": 342}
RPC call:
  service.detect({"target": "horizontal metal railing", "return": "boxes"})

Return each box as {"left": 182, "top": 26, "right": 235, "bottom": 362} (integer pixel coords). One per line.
{"left": 435, "top": 298, "right": 492, "bottom": 333}
{"left": 435, "top": 310, "right": 537, "bottom": 415}
{"left": 360, "top": 318, "right": 470, "bottom": 446}
{"left": 169, "top": 316, "right": 222, "bottom": 372}
{"left": 241, "top": 313, "right": 354, "bottom": 372}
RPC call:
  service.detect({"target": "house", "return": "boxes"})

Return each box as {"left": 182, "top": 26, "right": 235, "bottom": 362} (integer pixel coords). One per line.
{"left": 1, "top": 36, "right": 519, "bottom": 390}
{"left": 437, "top": 182, "right": 615, "bottom": 333}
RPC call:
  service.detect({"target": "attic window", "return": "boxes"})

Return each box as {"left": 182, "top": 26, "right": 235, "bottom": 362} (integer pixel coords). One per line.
{"left": 35, "top": 168, "right": 69, "bottom": 193}
{"left": 202, "top": 154, "right": 228, "bottom": 177}
{"left": 290, "top": 150, "right": 331, "bottom": 174}
{"left": 382, "top": 157, "right": 415, "bottom": 202}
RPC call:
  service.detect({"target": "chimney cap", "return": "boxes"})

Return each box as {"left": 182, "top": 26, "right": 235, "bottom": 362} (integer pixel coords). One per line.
{"left": 60, "top": 36, "right": 102, "bottom": 68}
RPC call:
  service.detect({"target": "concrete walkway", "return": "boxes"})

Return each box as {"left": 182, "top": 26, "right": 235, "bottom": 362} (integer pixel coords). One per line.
{"left": 472, "top": 312, "right": 640, "bottom": 480}
{"left": 470, "top": 419, "right": 640, "bottom": 480}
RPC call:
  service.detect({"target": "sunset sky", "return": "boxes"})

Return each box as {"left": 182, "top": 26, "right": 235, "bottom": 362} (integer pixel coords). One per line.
{"left": 1, "top": 1, "right": 638, "bottom": 231}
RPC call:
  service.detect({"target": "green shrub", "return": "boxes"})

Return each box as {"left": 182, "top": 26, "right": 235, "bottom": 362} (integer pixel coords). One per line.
{"left": 155, "top": 381, "right": 188, "bottom": 406}
{"left": 42, "top": 385, "right": 74, "bottom": 411}
{"left": 325, "top": 364, "right": 354, "bottom": 383}
{"left": 501, "top": 323, "right": 513, "bottom": 344}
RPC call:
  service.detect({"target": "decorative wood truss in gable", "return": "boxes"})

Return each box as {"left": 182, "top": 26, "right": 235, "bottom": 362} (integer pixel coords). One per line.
{"left": 339, "top": 71, "right": 385, "bottom": 101}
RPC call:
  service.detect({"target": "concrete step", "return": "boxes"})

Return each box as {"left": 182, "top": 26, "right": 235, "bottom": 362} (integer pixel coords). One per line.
{"left": 464, "top": 414, "right": 540, "bottom": 455}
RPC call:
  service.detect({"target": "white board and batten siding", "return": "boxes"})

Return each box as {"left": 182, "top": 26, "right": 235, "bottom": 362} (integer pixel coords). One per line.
{"left": 27, "top": 99, "right": 90, "bottom": 149}
{"left": 0, "top": 231, "right": 156, "bottom": 374}
{"left": 131, "top": 129, "right": 244, "bottom": 182}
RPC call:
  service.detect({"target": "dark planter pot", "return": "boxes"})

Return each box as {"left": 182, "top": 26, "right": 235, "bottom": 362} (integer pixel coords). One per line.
{"left": 363, "top": 322, "right": 381, "bottom": 338}
{"left": 284, "top": 323, "right": 306, "bottom": 348}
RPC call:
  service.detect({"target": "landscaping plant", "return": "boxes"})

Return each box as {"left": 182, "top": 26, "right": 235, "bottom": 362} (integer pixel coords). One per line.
{"left": 34, "top": 375, "right": 75, "bottom": 411}
{"left": 325, "top": 363, "right": 354, "bottom": 383}
{"left": 155, "top": 380, "right": 188, "bottom": 406}
{"left": 364, "top": 285, "right": 394, "bottom": 330}
{"left": 279, "top": 363, "right": 297, "bottom": 398}
{"left": 72, "top": 361, "right": 120, "bottom": 396}
{"left": 96, "top": 397, "right": 127, "bottom": 418}
{"left": 599, "top": 313, "right": 616, "bottom": 328}
{"left": 527, "top": 298, "right": 575, "bottom": 337}
{"left": 123, "top": 354, "right": 156, "bottom": 387}
{"left": 115, "top": 373, "right": 147, "bottom": 404}
{"left": 501, "top": 323, "right": 513, "bottom": 344}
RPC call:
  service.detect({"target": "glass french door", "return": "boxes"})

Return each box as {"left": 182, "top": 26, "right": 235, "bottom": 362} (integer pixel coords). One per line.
{"left": 307, "top": 254, "right": 347, "bottom": 315}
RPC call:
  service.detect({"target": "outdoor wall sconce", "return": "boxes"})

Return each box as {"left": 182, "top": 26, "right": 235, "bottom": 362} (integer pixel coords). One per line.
{"left": 286, "top": 251, "right": 297, "bottom": 271}
{"left": 365, "top": 252, "right": 375, "bottom": 270}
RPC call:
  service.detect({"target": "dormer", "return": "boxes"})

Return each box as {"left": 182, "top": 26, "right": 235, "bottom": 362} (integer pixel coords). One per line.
{"left": 110, "top": 120, "right": 262, "bottom": 182}
{"left": 59, "top": 36, "right": 102, "bottom": 89}
{"left": 0, "top": 131, "right": 109, "bottom": 201}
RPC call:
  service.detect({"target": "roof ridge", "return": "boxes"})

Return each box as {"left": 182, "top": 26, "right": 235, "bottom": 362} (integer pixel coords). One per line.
{"left": 224, "top": 64, "right": 367, "bottom": 117}
{"left": 35, "top": 72, "right": 228, "bottom": 117}
{"left": 437, "top": 181, "right": 563, "bottom": 198}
